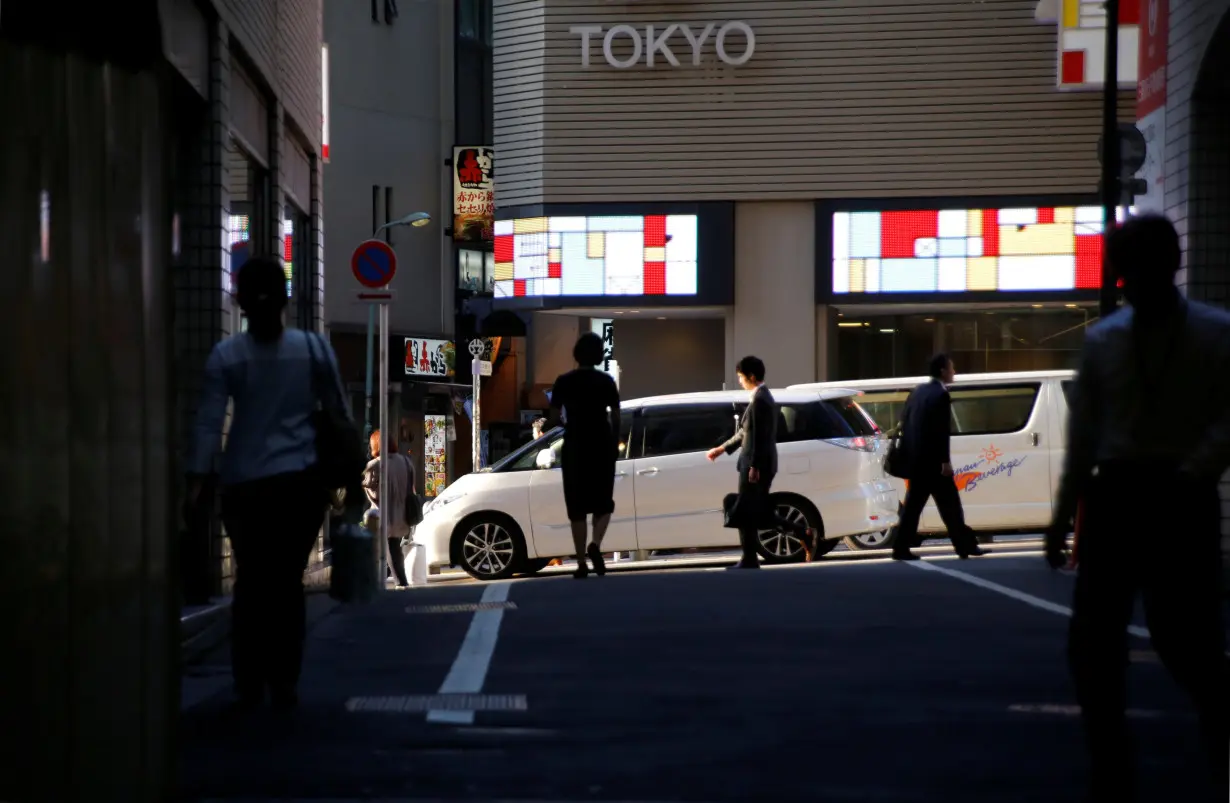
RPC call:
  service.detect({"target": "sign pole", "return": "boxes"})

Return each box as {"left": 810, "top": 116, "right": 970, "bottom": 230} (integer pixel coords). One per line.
{"left": 468, "top": 339, "right": 485, "bottom": 471}
{"left": 1099, "top": 0, "right": 1121, "bottom": 318}
{"left": 377, "top": 301, "right": 389, "bottom": 590}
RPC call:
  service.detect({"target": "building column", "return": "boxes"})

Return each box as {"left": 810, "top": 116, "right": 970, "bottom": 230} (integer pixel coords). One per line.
{"left": 729, "top": 202, "right": 817, "bottom": 386}
{"left": 0, "top": 40, "right": 176, "bottom": 802}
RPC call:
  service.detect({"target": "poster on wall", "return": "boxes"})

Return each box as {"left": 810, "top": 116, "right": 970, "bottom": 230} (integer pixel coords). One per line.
{"left": 453, "top": 146, "right": 495, "bottom": 243}
{"left": 423, "top": 415, "right": 447, "bottom": 498}
{"left": 405, "top": 338, "right": 455, "bottom": 377}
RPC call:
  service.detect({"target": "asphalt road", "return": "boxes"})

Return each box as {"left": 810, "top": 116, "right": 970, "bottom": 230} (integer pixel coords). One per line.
{"left": 179, "top": 543, "right": 1227, "bottom": 803}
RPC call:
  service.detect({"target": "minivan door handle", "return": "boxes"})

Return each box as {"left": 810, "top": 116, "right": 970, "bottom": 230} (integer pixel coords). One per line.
{"left": 636, "top": 467, "right": 659, "bottom": 477}
{"left": 1030, "top": 432, "right": 1040, "bottom": 447}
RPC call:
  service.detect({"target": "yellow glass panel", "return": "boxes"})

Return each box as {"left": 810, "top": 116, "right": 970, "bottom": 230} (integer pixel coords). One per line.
{"left": 513, "top": 217, "right": 548, "bottom": 235}
{"left": 849, "top": 258, "right": 866, "bottom": 293}
{"left": 1053, "top": 207, "right": 1075, "bottom": 224}
{"left": 966, "top": 257, "right": 997, "bottom": 290}
{"left": 587, "top": 232, "right": 605, "bottom": 259}
{"left": 494, "top": 261, "right": 514, "bottom": 280}
{"left": 1062, "top": 0, "right": 1079, "bottom": 28}
{"left": 644, "top": 246, "right": 666, "bottom": 262}
{"left": 967, "top": 209, "right": 982, "bottom": 237}
{"left": 999, "top": 222, "right": 1076, "bottom": 256}
{"left": 548, "top": 248, "right": 561, "bottom": 263}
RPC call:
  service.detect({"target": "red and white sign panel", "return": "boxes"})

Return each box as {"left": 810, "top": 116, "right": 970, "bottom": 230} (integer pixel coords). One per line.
{"left": 1056, "top": 0, "right": 1139, "bottom": 90}
{"left": 1137, "top": 0, "right": 1167, "bottom": 118}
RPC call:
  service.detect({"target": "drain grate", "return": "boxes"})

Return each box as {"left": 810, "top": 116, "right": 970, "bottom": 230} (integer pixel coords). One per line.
{"left": 345, "top": 693, "right": 527, "bottom": 713}
{"left": 405, "top": 601, "right": 518, "bottom": 614}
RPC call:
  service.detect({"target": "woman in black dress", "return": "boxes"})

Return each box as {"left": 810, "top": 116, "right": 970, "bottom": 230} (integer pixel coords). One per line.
{"left": 548, "top": 332, "right": 622, "bottom": 579}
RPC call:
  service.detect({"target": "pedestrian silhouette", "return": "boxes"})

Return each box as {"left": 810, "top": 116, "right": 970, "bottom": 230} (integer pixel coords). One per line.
{"left": 186, "top": 255, "right": 347, "bottom": 711}
{"left": 547, "top": 333, "right": 622, "bottom": 579}
{"left": 1047, "top": 213, "right": 1230, "bottom": 802}
{"left": 890, "top": 353, "right": 986, "bottom": 561}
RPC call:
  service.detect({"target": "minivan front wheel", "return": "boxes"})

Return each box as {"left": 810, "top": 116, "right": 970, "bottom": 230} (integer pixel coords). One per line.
{"left": 755, "top": 497, "right": 832, "bottom": 564}
{"left": 453, "top": 515, "right": 526, "bottom": 581}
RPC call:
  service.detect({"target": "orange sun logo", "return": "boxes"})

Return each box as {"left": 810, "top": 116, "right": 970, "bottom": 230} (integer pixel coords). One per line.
{"left": 980, "top": 444, "right": 1004, "bottom": 464}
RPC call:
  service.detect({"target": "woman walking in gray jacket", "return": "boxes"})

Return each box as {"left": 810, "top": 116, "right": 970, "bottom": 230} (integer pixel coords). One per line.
{"left": 363, "top": 429, "right": 414, "bottom": 588}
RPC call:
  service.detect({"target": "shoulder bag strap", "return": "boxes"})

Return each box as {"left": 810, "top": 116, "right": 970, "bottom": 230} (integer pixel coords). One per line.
{"left": 304, "top": 330, "right": 348, "bottom": 415}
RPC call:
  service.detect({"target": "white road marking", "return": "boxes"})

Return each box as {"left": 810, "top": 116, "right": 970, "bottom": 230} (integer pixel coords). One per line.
{"left": 910, "top": 558, "right": 1152, "bottom": 640}
{"left": 426, "top": 581, "right": 513, "bottom": 725}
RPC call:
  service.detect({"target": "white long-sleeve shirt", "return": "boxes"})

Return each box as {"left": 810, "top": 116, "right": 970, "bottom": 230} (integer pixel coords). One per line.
{"left": 189, "top": 328, "right": 348, "bottom": 486}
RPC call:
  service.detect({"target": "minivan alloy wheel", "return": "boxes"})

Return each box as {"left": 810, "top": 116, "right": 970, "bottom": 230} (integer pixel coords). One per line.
{"left": 461, "top": 521, "right": 516, "bottom": 578}
{"left": 756, "top": 500, "right": 827, "bottom": 563}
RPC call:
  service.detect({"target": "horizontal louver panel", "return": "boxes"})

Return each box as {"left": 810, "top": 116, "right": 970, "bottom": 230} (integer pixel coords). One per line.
{"left": 494, "top": 0, "right": 1136, "bottom": 206}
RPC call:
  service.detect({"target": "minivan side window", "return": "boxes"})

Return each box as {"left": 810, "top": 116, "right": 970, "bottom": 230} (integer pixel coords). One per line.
{"left": 639, "top": 405, "right": 735, "bottom": 458}
{"left": 505, "top": 416, "right": 635, "bottom": 471}
{"left": 948, "top": 384, "right": 1040, "bottom": 435}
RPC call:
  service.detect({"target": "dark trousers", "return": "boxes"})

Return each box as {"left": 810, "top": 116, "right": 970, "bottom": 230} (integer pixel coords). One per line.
{"left": 895, "top": 471, "right": 977, "bottom": 553}
{"left": 220, "top": 468, "right": 328, "bottom": 699}
{"left": 387, "top": 536, "right": 409, "bottom": 586}
{"left": 735, "top": 468, "right": 810, "bottom": 561}
{"left": 1069, "top": 466, "right": 1228, "bottom": 801}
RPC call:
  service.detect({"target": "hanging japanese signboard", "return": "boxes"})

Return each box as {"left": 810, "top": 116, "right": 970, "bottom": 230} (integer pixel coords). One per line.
{"left": 404, "top": 338, "right": 456, "bottom": 378}
{"left": 452, "top": 146, "right": 495, "bottom": 243}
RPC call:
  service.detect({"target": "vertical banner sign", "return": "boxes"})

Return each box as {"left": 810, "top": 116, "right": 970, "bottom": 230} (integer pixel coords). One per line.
{"left": 1135, "top": 0, "right": 1167, "bottom": 212}
{"left": 423, "top": 415, "right": 448, "bottom": 497}
{"left": 452, "top": 146, "right": 495, "bottom": 242}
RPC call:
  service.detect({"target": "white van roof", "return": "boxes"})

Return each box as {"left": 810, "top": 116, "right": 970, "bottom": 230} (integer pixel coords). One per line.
{"left": 622, "top": 387, "right": 861, "bottom": 411}
{"left": 788, "top": 369, "right": 1075, "bottom": 392}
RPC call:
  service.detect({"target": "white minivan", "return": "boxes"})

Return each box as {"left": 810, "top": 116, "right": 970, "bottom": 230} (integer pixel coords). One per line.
{"left": 790, "top": 370, "right": 1075, "bottom": 551}
{"left": 418, "top": 388, "right": 900, "bottom": 580}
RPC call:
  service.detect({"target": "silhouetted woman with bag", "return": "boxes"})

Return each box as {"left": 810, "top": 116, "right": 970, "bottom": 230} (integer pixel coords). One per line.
{"left": 547, "top": 332, "right": 621, "bottom": 579}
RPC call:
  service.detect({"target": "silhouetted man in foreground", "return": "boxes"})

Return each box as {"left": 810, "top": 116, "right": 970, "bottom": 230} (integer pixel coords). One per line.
{"left": 1047, "top": 214, "right": 1230, "bottom": 802}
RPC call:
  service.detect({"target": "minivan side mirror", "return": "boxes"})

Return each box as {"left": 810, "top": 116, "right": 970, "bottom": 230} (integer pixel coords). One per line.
{"left": 535, "top": 448, "right": 557, "bottom": 470}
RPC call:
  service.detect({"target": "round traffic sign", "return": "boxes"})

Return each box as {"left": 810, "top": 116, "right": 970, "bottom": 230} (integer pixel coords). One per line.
{"left": 468, "top": 339, "right": 485, "bottom": 358}
{"left": 351, "top": 239, "right": 398, "bottom": 289}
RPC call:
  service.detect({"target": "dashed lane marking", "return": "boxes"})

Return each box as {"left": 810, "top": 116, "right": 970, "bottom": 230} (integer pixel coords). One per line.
{"left": 345, "top": 694, "right": 527, "bottom": 713}
{"left": 426, "top": 581, "right": 514, "bottom": 725}
{"left": 1008, "top": 703, "right": 1185, "bottom": 719}
{"left": 406, "top": 601, "right": 518, "bottom": 614}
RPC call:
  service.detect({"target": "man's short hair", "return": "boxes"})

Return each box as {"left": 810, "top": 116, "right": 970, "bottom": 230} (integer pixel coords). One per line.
{"left": 735, "top": 355, "right": 766, "bottom": 383}
{"left": 928, "top": 353, "right": 952, "bottom": 379}
{"left": 236, "top": 256, "right": 288, "bottom": 313}
{"left": 1107, "top": 213, "right": 1181, "bottom": 279}
{"left": 573, "top": 332, "right": 605, "bottom": 367}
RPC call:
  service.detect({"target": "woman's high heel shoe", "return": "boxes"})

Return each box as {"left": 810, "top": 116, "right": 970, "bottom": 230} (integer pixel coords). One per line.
{"left": 573, "top": 560, "right": 589, "bottom": 580}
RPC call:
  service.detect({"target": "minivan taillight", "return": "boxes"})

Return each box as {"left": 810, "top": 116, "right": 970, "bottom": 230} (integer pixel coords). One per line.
{"left": 827, "top": 436, "right": 876, "bottom": 452}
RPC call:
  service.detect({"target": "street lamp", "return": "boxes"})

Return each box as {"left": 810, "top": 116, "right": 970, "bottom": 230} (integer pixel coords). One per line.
{"left": 364, "top": 211, "right": 433, "bottom": 439}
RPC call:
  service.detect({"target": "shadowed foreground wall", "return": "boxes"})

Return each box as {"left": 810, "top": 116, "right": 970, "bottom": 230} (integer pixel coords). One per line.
{"left": 0, "top": 38, "right": 177, "bottom": 802}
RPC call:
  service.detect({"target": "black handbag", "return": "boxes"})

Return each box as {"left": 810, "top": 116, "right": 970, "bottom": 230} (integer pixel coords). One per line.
{"left": 305, "top": 332, "right": 366, "bottom": 491}
{"left": 882, "top": 400, "right": 912, "bottom": 480}
{"left": 402, "top": 456, "right": 424, "bottom": 527}
{"left": 723, "top": 491, "right": 769, "bottom": 529}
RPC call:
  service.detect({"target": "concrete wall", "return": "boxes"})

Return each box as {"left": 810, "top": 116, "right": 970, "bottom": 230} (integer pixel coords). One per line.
{"left": 728, "top": 202, "right": 816, "bottom": 388}
{"left": 323, "top": 0, "right": 455, "bottom": 334}
{"left": 529, "top": 313, "right": 580, "bottom": 385}
{"left": 615, "top": 318, "right": 727, "bottom": 401}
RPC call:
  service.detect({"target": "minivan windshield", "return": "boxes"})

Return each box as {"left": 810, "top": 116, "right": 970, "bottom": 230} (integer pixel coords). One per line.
{"left": 487, "top": 427, "right": 563, "bottom": 472}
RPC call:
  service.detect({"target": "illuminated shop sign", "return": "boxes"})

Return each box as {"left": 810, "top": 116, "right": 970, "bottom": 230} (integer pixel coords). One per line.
{"left": 831, "top": 205, "right": 1132, "bottom": 294}
{"left": 404, "top": 338, "right": 456, "bottom": 378}
{"left": 492, "top": 214, "right": 698, "bottom": 298}
{"left": 570, "top": 22, "right": 755, "bottom": 69}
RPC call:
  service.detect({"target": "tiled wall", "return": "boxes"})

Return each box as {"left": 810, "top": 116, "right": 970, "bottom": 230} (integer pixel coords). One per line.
{"left": 1165, "top": 0, "right": 1230, "bottom": 553}
{"left": 174, "top": 4, "right": 327, "bottom": 596}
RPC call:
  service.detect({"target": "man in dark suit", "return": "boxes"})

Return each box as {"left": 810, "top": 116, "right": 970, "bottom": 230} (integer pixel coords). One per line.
{"left": 707, "top": 356, "right": 818, "bottom": 569}
{"left": 892, "top": 353, "right": 985, "bottom": 561}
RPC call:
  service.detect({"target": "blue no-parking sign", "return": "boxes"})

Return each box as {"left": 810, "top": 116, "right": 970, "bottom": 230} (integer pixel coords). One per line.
{"left": 351, "top": 239, "right": 398, "bottom": 288}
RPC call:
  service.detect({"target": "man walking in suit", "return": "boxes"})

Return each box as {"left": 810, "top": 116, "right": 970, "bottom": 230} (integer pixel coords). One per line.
{"left": 892, "top": 353, "right": 986, "bottom": 561}
{"left": 1045, "top": 214, "right": 1228, "bottom": 803}
{"left": 707, "top": 356, "right": 818, "bottom": 569}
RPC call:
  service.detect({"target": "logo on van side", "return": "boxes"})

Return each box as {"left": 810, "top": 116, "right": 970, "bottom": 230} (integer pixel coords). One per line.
{"left": 956, "top": 454, "right": 1029, "bottom": 493}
